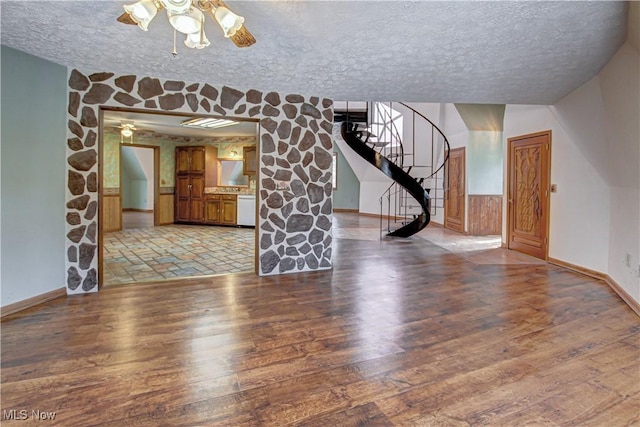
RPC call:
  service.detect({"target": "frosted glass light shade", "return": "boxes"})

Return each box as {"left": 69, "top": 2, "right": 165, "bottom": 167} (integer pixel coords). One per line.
{"left": 121, "top": 128, "right": 133, "bottom": 138}
{"left": 160, "top": 0, "right": 192, "bottom": 14}
{"left": 168, "top": 7, "right": 204, "bottom": 34}
{"left": 185, "top": 31, "right": 210, "bottom": 49}
{"left": 123, "top": 0, "right": 158, "bottom": 31}
{"left": 214, "top": 6, "right": 244, "bottom": 37}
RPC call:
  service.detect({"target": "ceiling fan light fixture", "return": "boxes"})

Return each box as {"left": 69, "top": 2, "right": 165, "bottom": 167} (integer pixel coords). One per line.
{"left": 185, "top": 31, "right": 210, "bottom": 49}
{"left": 168, "top": 7, "right": 204, "bottom": 34}
{"left": 160, "top": 0, "right": 192, "bottom": 14}
{"left": 123, "top": 0, "right": 158, "bottom": 31}
{"left": 119, "top": 121, "right": 136, "bottom": 143}
{"left": 213, "top": 6, "right": 244, "bottom": 38}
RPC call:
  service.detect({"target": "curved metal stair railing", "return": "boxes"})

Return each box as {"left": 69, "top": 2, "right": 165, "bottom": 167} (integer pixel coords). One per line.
{"left": 340, "top": 102, "right": 450, "bottom": 238}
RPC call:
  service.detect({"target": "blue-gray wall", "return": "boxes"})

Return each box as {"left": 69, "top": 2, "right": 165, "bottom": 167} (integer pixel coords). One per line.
{"left": 333, "top": 143, "right": 360, "bottom": 210}
{"left": 467, "top": 131, "right": 504, "bottom": 195}
{"left": 1, "top": 46, "right": 67, "bottom": 305}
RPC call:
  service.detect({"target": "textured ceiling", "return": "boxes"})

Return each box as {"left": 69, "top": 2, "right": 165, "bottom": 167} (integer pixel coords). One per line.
{"left": 0, "top": 1, "right": 628, "bottom": 104}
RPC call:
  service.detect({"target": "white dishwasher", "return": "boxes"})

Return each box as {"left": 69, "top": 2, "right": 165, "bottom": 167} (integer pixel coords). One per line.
{"left": 236, "top": 195, "right": 256, "bottom": 226}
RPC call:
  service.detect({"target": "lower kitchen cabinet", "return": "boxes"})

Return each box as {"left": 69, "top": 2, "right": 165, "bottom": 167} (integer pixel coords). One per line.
{"left": 205, "top": 194, "right": 237, "bottom": 226}
{"left": 205, "top": 197, "right": 221, "bottom": 224}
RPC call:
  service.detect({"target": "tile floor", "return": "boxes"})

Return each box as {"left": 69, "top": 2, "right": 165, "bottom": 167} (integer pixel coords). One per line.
{"left": 103, "top": 219, "right": 255, "bottom": 285}
{"left": 103, "top": 212, "right": 543, "bottom": 286}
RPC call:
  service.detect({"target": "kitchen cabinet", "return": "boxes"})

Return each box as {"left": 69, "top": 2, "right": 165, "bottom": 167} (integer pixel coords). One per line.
{"left": 175, "top": 146, "right": 217, "bottom": 224}
{"left": 243, "top": 145, "right": 257, "bottom": 176}
{"left": 204, "top": 194, "right": 237, "bottom": 226}
{"left": 176, "top": 146, "right": 207, "bottom": 174}
{"left": 204, "top": 196, "right": 221, "bottom": 224}
{"left": 176, "top": 174, "right": 205, "bottom": 223}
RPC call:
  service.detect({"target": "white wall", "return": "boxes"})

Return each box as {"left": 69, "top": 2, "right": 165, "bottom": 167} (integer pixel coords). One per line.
{"left": 503, "top": 105, "right": 611, "bottom": 273}
{"left": 599, "top": 43, "right": 640, "bottom": 301}
{"left": 1, "top": 46, "right": 67, "bottom": 306}
{"left": 432, "top": 103, "right": 469, "bottom": 226}
{"left": 333, "top": 125, "right": 393, "bottom": 215}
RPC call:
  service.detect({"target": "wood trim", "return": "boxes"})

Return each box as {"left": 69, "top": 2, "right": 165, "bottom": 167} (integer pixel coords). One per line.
{"left": 605, "top": 276, "right": 640, "bottom": 318}
{"left": 122, "top": 208, "right": 154, "bottom": 213}
{"left": 548, "top": 257, "right": 607, "bottom": 280}
{"left": 120, "top": 143, "right": 160, "bottom": 226}
{"left": 548, "top": 257, "right": 639, "bottom": 318}
{"left": 428, "top": 221, "right": 443, "bottom": 228}
{"left": 333, "top": 208, "right": 359, "bottom": 213}
{"left": 1, "top": 288, "right": 66, "bottom": 319}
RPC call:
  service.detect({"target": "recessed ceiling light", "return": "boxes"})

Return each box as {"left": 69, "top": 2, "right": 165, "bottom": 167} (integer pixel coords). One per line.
{"left": 181, "top": 117, "right": 239, "bottom": 129}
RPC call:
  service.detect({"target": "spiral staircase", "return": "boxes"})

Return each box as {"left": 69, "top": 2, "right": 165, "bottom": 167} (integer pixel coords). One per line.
{"left": 337, "top": 102, "right": 450, "bottom": 238}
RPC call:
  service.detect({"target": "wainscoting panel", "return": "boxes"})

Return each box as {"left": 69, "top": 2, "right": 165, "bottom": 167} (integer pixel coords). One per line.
{"left": 103, "top": 195, "right": 121, "bottom": 232}
{"left": 468, "top": 195, "right": 502, "bottom": 235}
{"left": 158, "top": 194, "right": 174, "bottom": 225}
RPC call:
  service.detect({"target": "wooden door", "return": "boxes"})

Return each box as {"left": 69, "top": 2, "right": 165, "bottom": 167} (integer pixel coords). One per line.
{"left": 176, "top": 147, "right": 190, "bottom": 174}
{"left": 176, "top": 175, "right": 191, "bottom": 222}
{"left": 445, "top": 147, "right": 465, "bottom": 233}
{"left": 507, "top": 131, "right": 551, "bottom": 260}
{"left": 190, "top": 147, "right": 206, "bottom": 174}
{"left": 190, "top": 175, "right": 205, "bottom": 222}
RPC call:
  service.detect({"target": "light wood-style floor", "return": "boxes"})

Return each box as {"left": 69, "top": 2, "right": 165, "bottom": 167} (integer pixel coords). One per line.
{"left": 2, "top": 214, "right": 639, "bottom": 426}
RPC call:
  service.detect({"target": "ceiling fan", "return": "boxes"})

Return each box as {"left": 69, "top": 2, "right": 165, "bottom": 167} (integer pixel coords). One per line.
{"left": 117, "top": 0, "right": 256, "bottom": 50}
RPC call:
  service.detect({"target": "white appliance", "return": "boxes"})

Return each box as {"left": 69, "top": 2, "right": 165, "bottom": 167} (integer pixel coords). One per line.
{"left": 237, "top": 195, "right": 256, "bottom": 226}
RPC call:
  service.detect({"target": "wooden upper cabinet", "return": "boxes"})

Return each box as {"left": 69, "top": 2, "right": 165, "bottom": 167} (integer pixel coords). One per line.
{"left": 190, "top": 147, "right": 206, "bottom": 174}
{"left": 243, "top": 146, "right": 257, "bottom": 176}
{"left": 176, "top": 148, "right": 191, "bottom": 174}
{"left": 175, "top": 146, "right": 210, "bottom": 175}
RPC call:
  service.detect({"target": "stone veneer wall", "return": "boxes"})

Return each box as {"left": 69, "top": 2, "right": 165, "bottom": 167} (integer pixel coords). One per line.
{"left": 66, "top": 69, "right": 333, "bottom": 294}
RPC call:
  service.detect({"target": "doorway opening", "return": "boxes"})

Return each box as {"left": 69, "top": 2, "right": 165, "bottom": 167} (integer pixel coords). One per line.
{"left": 121, "top": 144, "right": 158, "bottom": 230}
{"left": 99, "top": 108, "right": 259, "bottom": 287}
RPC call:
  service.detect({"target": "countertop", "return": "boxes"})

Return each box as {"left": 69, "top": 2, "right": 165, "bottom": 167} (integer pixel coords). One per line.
{"left": 204, "top": 187, "right": 256, "bottom": 195}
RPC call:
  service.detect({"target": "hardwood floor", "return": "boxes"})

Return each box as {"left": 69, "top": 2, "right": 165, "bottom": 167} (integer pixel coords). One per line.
{"left": 2, "top": 214, "right": 639, "bottom": 426}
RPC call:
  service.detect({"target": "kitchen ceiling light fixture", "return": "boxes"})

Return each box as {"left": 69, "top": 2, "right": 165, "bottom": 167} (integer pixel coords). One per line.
{"left": 181, "top": 117, "right": 239, "bottom": 129}
{"left": 118, "top": 0, "right": 255, "bottom": 51}
{"left": 119, "top": 121, "right": 136, "bottom": 144}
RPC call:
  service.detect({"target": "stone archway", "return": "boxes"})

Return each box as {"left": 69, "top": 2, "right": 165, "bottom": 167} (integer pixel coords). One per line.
{"left": 65, "top": 69, "right": 334, "bottom": 294}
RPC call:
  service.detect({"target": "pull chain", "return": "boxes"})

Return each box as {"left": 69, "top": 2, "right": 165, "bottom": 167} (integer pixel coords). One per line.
{"left": 172, "top": 28, "right": 178, "bottom": 57}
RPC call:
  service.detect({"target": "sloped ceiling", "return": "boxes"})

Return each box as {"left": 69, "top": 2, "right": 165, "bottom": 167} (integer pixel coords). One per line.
{"left": 121, "top": 146, "right": 148, "bottom": 180}
{"left": 454, "top": 104, "right": 506, "bottom": 131}
{"left": 0, "top": 1, "right": 628, "bottom": 104}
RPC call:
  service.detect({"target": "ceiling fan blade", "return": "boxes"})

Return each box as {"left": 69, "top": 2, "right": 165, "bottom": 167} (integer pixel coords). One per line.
{"left": 116, "top": 12, "right": 137, "bottom": 25}
{"left": 230, "top": 25, "right": 256, "bottom": 48}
